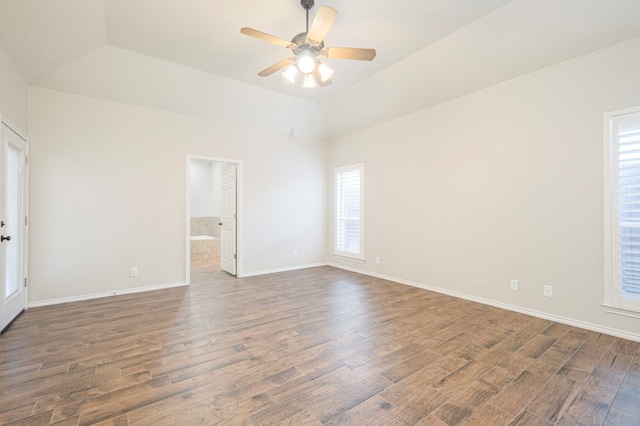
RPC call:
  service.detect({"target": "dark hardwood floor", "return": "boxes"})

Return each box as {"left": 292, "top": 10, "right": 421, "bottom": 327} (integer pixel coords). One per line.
{"left": 1, "top": 258, "right": 639, "bottom": 425}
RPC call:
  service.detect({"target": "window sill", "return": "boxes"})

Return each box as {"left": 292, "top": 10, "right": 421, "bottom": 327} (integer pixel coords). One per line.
{"left": 602, "top": 304, "right": 640, "bottom": 319}
{"left": 333, "top": 254, "right": 365, "bottom": 263}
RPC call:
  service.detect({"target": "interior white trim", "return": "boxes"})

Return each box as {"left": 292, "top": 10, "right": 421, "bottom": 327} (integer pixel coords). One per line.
{"left": 0, "top": 116, "right": 28, "bottom": 143}
{"left": 602, "top": 304, "right": 640, "bottom": 320}
{"left": 186, "top": 155, "right": 243, "bottom": 282}
{"left": 333, "top": 163, "right": 365, "bottom": 261}
{"left": 329, "top": 263, "right": 640, "bottom": 343}
{"left": 603, "top": 111, "right": 614, "bottom": 310}
{"left": 28, "top": 281, "right": 188, "bottom": 308}
{"left": 0, "top": 115, "right": 29, "bottom": 319}
{"left": 603, "top": 105, "right": 640, "bottom": 314}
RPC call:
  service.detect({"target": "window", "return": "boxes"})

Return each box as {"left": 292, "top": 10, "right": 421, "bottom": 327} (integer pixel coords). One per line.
{"left": 335, "top": 164, "right": 364, "bottom": 260}
{"left": 604, "top": 106, "right": 640, "bottom": 315}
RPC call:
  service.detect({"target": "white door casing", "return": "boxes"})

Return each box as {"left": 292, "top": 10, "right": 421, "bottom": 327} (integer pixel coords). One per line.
{"left": 220, "top": 163, "right": 237, "bottom": 275}
{"left": 0, "top": 120, "right": 28, "bottom": 332}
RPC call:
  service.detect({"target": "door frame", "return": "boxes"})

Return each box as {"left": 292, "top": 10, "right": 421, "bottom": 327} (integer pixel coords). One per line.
{"left": 185, "top": 155, "right": 243, "bottom": 282}
{"left": 0, "top": 115, "right": 29, "bottom": 331}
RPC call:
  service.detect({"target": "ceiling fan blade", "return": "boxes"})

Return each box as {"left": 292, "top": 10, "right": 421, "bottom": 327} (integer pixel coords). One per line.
{"left": 306, "top": 6, "right": 338, "bottom": 43}
{"left": 258, "top": 57, "right": 296, "bottom": 77}
{"left": 241, "top": 27, "right": 293, "bottom": 48}
{"left": 322, "top": 47, "right": 377, "bottom": 61}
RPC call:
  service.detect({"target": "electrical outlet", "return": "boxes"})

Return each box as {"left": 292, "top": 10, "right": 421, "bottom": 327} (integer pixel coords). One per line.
{"left": 375, "top": 256, "right": 380, "bottom": 264}
{"left": 293, "top": 250, "right": 298, "bottom": 258}
{"left": 510, "top": 279, "right": 519, "bottom": 291}
{"left": 130, "top": 267, "right": 138, "bottom": 277}
{"left": 543, "top": 285, "right": 553, "bottom": 297}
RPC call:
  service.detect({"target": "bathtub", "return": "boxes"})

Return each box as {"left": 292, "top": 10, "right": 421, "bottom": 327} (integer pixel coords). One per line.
{"left": 190, "top": 235, "right": 216, "bottom": 241}
{"left": 190, "top": 235, "right": 219, "bottom": 257}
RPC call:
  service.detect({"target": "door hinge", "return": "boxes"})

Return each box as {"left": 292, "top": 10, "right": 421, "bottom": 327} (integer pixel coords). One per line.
{"left": 25, "top": 155, "right": 28, "bottom": 165}
{"left": 234, "top": 254, "right": 237, "bottom": 260}
{"left": 25, "top": 216, "right": 28, "bottom": 226}
{"left": 24, "top": 277, "right": 27, "bottom": 287}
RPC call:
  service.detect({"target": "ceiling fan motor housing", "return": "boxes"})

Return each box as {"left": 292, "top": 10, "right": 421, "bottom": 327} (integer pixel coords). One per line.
{"left": 291, "top": 32, "right": 324, "bottom": 56}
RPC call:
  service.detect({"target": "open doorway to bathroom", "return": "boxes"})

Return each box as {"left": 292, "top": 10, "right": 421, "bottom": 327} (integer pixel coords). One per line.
{"left": 187, "top": 156, "right": 240, "bottom": 279}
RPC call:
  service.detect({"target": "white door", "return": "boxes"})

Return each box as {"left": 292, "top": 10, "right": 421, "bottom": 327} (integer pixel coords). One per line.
{"left": 0, "top": 121, "right": 28, "bottom": 332}
{"left": 220, "top": 163, "right": 237, "bottom": 275}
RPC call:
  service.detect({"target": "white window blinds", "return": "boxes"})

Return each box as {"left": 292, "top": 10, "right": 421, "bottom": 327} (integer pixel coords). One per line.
{"left": 335, "top": 164, "right": 364, "bottom": 260}
{"left": 605, "top": 107, "right": 640, "bottom": 314}
{"left": 616, "top": 113, "right": 640, "bottom": 298}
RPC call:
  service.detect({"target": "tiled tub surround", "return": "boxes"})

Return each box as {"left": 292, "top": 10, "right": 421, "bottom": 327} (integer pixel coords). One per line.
{"left": 190, "top": 217, "right": 220, "bottom": 259}
{"left": 190, "top": 217, "right": 220, "bottom": 238}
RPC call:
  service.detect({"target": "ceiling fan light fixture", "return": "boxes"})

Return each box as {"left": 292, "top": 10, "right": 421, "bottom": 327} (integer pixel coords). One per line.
{"left": 302, "top": 73, "right": 318, "bottom": 88}
{"left": 297, "top": 53, "right": 316, "bottom": 74}
{"left": 317, "top": 62, "right": 334, "bottom": 82}
{"left": 241, "top": 1, "right": 376, "bottom": 88}
{"left": 282, "top": 64, "right": 298, "bottom": 84}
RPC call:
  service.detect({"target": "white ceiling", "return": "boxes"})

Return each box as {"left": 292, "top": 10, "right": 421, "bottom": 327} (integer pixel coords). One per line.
{"left": 1, "top": 0, "right": 640, "bottom": 105}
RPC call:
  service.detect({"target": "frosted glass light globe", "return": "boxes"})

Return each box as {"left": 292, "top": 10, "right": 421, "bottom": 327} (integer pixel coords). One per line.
{"left": 297, "top": 54, "right": 316, "bottom": 74}
{"left": 282, "top": 65, "right": 298, "bottom": 84}
{"left": 302, "top": 73, "right": 317, "bottom": 88}
{"left": 317, "top": 63, "right": 334, "bottom": 82}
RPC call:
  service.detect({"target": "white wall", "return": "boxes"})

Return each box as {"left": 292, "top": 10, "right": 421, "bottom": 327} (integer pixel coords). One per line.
{"left": 35, "top": 46, "right": 325, "bottom": 141}
{"left": 329, "top": 36, "right": 640, "bottom": 338}
{"left": 0, "top": 43, "right": 28, "bottom": 130}
{"left": 28, "top": 88, "right": 327, "bottom": 304}
{"left": 211, "top": 162, "right": 222, "bottom": 218}
{"left": 189, "top": 159, "right": 219, "bottom": 218}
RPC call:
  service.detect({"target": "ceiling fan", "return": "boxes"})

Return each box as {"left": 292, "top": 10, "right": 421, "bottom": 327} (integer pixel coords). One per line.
{"left": 240, "top": 0, "right": 376, "bottom": 88}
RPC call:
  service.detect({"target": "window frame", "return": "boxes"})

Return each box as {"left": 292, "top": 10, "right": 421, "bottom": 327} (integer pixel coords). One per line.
{"left": 604, "top": 106, "right": 640, "bottom": 317}
{"left": 334, "top": 163, "right": 365, "bottom": 261}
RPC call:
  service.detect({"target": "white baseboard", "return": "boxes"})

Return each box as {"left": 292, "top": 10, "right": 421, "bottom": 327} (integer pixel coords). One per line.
{"left": 240, "top": 262, "right": 328, "bottom": 278}
{"left": 328, "top": 262, "right": 640, "bottom": 343}
{"left": 28, "top": 281, "right": 188, "bottom": 308}
{"left": 27, "top": 263, "right": 640, "bottom": 344}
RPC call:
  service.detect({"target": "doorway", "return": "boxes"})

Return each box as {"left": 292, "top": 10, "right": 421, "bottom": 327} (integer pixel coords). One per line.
{"left": 0, "top": 118, "right": 28, "bottom": 333}
{"left": 186, "top": 156, "right": 240, "bottom": 280}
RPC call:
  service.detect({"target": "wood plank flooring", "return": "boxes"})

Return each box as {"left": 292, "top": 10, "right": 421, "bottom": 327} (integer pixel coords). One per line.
{"left": 1, "top": 259, "right": 639, "bottom": 425}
